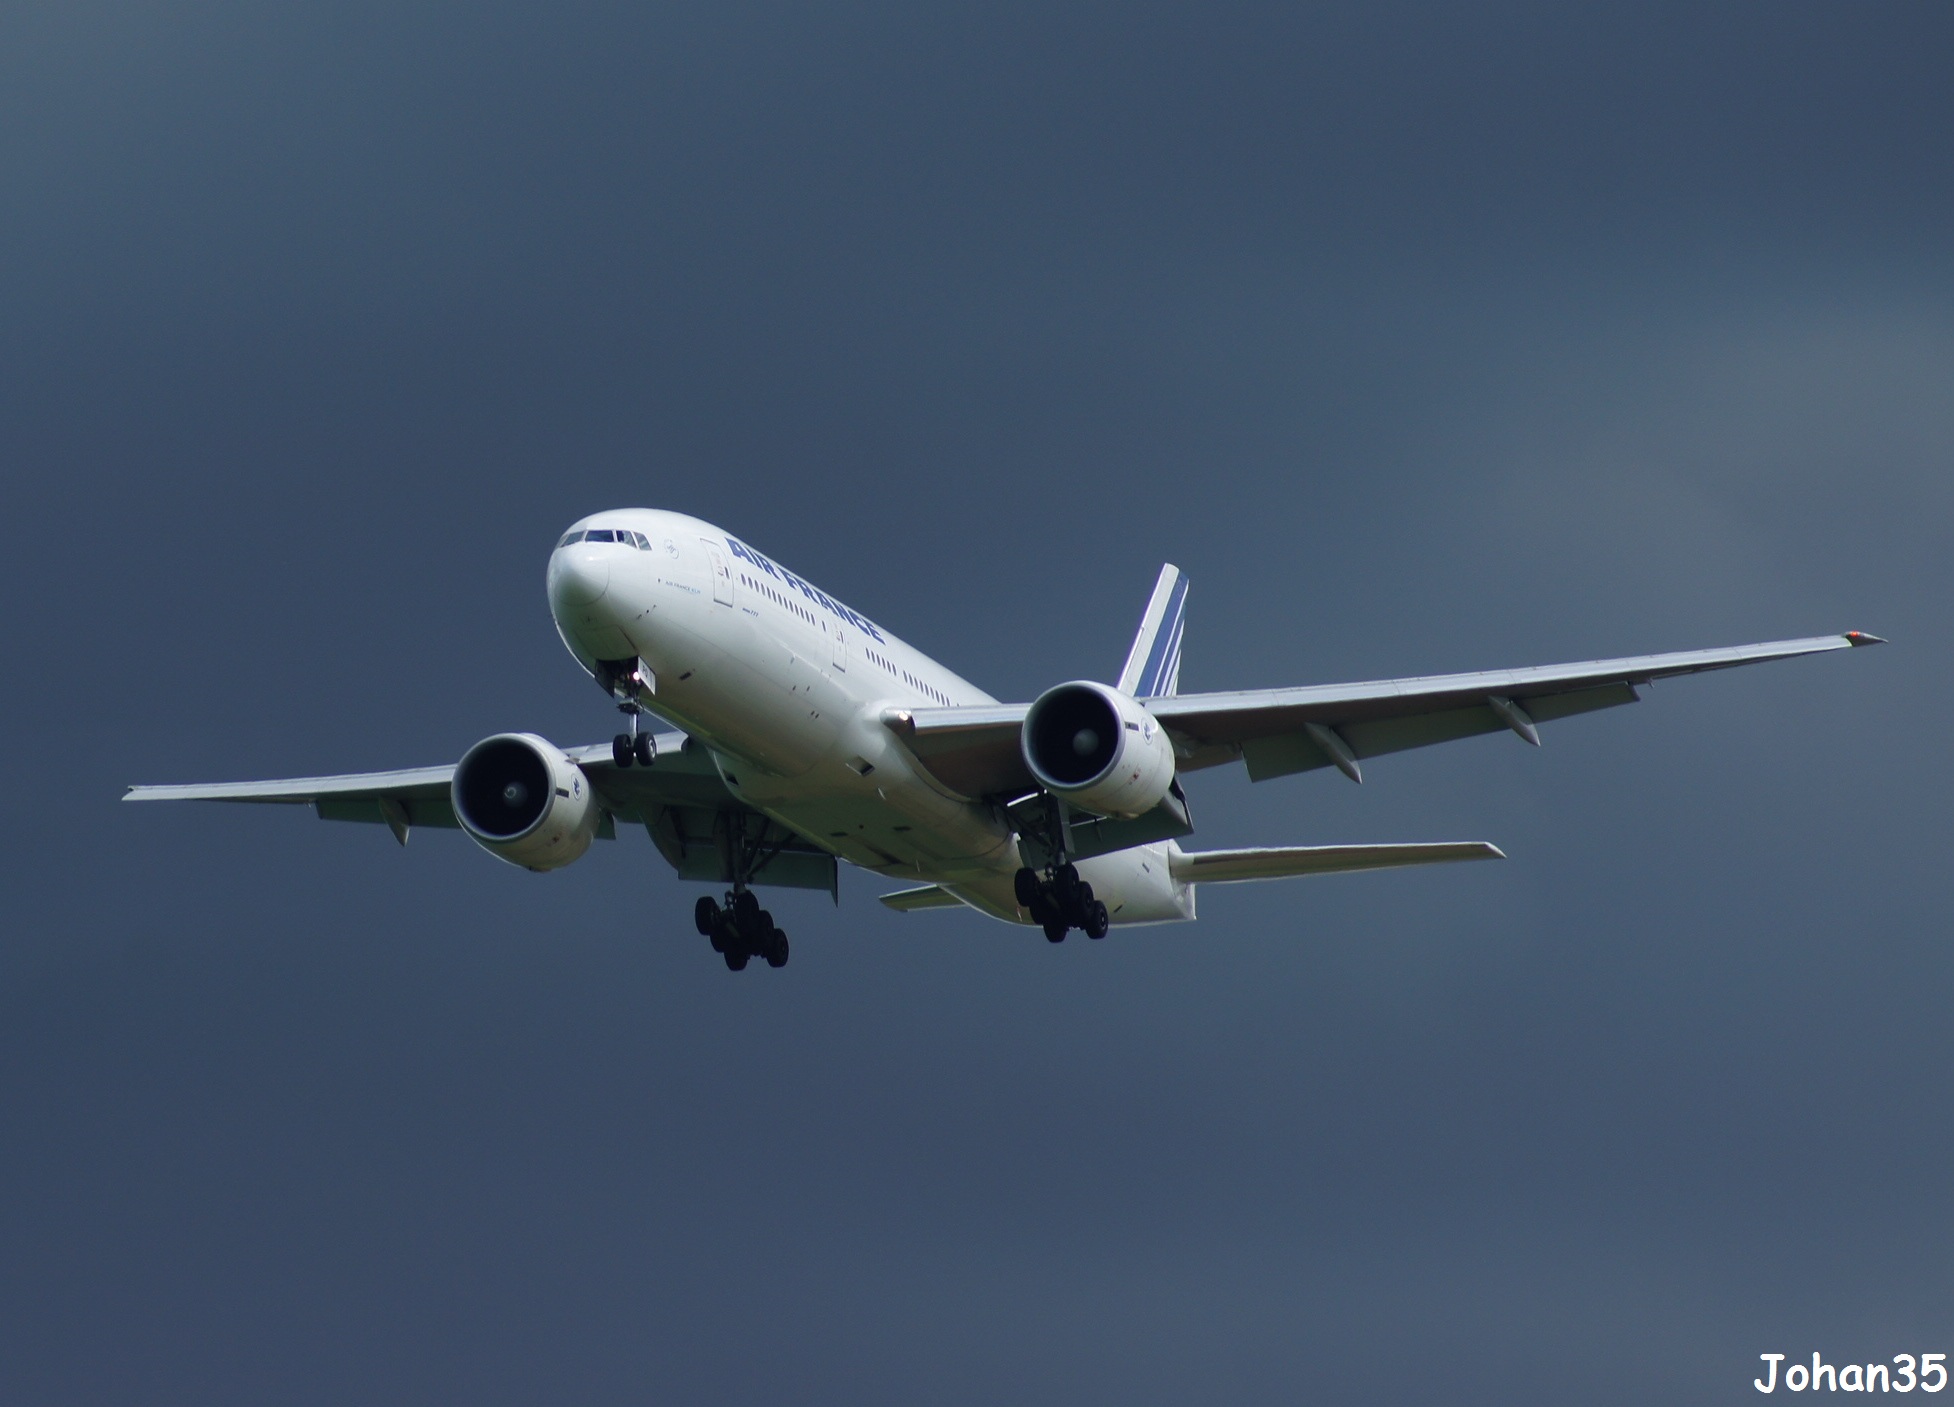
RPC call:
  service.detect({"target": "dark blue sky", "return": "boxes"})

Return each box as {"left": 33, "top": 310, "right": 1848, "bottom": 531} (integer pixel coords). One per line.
{"left": 2, "top": 4, "right": 1948, "bottom": 1403}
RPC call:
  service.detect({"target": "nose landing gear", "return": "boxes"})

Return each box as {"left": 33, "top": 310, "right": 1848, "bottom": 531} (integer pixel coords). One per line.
{"left": 694, "top": 889, "right": 790, "bottom": 971}
{"left": 611, "top": 703, "right": 656, "bottom": 768}
{"left": 1016, "top": 863, "right": 1110, "bottom": 943}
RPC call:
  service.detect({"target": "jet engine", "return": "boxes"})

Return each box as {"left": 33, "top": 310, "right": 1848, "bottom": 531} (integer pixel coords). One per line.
{"left": 451, "top": 732, "right": 598, "bottom": 871}
{"left": 1021, "top": 681, "right": 1176, "bottom": 819}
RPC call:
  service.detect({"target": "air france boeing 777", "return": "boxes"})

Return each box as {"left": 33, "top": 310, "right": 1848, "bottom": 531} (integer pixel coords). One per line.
{"left": 127, "top": 510, "right": 1882, "bottom": 970}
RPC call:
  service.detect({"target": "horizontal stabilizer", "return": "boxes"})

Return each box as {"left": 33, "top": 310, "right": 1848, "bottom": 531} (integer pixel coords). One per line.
{"left": 1170, "top": 841, "right": 1503, "bottom": 884}
{"left": 879, "top": 885, "right": 966, "bottom": 913}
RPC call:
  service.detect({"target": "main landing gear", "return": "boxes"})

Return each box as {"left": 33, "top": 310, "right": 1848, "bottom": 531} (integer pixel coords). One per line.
{"left": 611, "top": 702, "right": 655, "bottom": 768}
{"left": 1015, "top": 863, "right": 1109, "bottom": 944}
{"left": 694, "top": 890, "right": 789, "bottom": 971}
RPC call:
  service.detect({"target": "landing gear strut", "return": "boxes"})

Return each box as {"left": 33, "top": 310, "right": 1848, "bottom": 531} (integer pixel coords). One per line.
{"left": 1016, "top": 862, "right": 1110, "bottom": 944}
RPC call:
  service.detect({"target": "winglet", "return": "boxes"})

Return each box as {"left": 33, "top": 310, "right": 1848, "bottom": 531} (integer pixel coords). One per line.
{"left": 1843, "top": 631, "right": 1885, "bottom": 647}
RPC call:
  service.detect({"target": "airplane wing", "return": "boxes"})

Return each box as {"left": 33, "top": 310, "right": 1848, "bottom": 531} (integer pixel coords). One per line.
{"left": 124, "top": 731, "right": 839, "bottom": 893}
{"left": 887, "top": 631, "right": 1883, "bottom": 798}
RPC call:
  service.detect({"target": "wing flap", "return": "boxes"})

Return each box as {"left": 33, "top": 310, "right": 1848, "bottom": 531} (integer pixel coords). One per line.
{"left": 879, "top": 885, "right": 967, "bottom": 912}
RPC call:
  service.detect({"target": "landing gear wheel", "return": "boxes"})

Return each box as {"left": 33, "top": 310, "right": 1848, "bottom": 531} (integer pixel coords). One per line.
{"left": 694, "top": 896, "right": 720, "bottom": 937}
{"left": 731, "top": 890, "right": 760, "bottom": 925}
{"left": 724, "top": 947, "right": 749, "bottom": 971}
{"left": 1014, "top": 867, "right": 1042, "bottom": 908}
{"left": 612, "top": 733, "right": 634, "bottom": 767}
{"left": 1043, "top": 919, "right": 1069, "bottom": 944}
{"left": 633, "top": 732, "right": 655, "bottom": 767}
{"left": 765, "top": 930, "right": 789, "bottom": 968}
{"left": 1083, "top": 900, "right": 1110, "bottom": 940}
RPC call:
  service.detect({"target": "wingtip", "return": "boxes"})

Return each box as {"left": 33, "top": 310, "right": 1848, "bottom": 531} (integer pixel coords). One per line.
{"left": 1843, "top": 630, "right": 1886, "bottom": 647}
{"left": 1481, "top": 843, "right": 1507, "bottom": 860}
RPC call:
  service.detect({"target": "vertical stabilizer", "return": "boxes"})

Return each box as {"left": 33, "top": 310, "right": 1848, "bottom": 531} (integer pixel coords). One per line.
{"left": 1117, "top": 564, "right": 1189, "bottom": 698}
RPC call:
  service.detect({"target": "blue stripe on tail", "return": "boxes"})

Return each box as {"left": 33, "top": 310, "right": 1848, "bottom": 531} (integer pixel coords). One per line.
{"left": 1133, "top": 573, "right": 1189, "bottom": 697}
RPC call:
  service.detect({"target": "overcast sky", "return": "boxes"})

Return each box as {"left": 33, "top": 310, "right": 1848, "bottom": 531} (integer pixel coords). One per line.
{"left": 2, "top": 4, "right": 1949, "bottom": 1403}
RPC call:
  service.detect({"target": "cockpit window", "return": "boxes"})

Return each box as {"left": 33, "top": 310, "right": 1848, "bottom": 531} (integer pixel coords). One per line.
{"left": 560, "top": 527, "right": 654, "bottom": 548}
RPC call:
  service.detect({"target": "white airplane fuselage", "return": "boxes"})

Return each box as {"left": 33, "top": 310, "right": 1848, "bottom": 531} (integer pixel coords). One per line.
{"left": 547, "top": 508, "right": 1194, "bottom": 925}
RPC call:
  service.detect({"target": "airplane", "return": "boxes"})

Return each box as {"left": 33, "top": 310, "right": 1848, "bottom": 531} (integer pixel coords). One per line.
{"left": 126, "top": 508, "right": 1884, "bottom": 970}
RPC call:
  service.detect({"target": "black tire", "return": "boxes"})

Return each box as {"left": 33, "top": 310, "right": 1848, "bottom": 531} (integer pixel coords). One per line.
{"left": 694, "top": 896, "right": 720, "bottom": 936}
{"left": 766, "top": 930, "right": 789, "bottom": 968}
{"left": 1053, "top": 863, "right": 1079, "bottom": 894}
{"left": 612, "top": 733, "right": 634, "bottom": 767}
{"left": 1028, "top": 894, "right": 1059, "bottom": 928}
{"left": 1064, "top": 881, "right": 1096, "bottom": 928}
{"left": 1013, "top": 867, "right": 1042, "bottom": 908}
{"left": 1043, "top": 919, "right": 1069, "bottom": 944}
{"left": 633, "top": 732, "right": 655, "bottom": 767}
{"left": 724, "top": 948, "right": 749, "bottom": 971}
{"left": 751, "top": 908, "right": 774, "bottom": 940}
{"left": 731, "top": 890, "right": 760, "bottom": 924}
{"left": 1084, "top": 900, "right": 1109, "bottom": 940}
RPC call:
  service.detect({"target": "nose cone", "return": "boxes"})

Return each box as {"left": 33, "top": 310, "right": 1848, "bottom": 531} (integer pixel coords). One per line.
{"left": 549, "top": 546, "right": 610, "bottom": 610}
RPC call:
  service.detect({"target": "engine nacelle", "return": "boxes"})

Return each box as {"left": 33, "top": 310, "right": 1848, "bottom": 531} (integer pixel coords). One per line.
{"left": 1021, "top": 681, "right": 1176, "bottom": 820}
{"left": 451, "top": 732, "right": 598, "bottom": 871}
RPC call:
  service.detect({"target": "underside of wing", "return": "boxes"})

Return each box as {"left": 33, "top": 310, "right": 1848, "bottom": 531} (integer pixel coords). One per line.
{"left": 882, "top": 703, "right": 1034, "bottom": 800}
{"left": 885, "top": 631, "right": 1881, "bottom": 797}
{"left": 1150, "top": 631, "right": 1879, "bottom": 782}
{"left": 126, "top": 731, "right": 840, "bottom": 891}
{"left": 577, "top": 736, "right": 840, "bottom": 893}
{"left": 125, "top": 763, "right": 466, "bottom": 840}
{"left": 878, "top": 884, "right": 968, "bottom": 912}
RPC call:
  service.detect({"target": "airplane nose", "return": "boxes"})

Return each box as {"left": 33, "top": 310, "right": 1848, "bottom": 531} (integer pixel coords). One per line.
{"left": 549, "top": 547, "right": 610, "bottom": 609}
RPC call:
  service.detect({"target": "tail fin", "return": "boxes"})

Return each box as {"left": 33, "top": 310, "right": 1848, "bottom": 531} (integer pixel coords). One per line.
{"left": 1117, "top": 564, "right": 1189, "bottom": 698}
